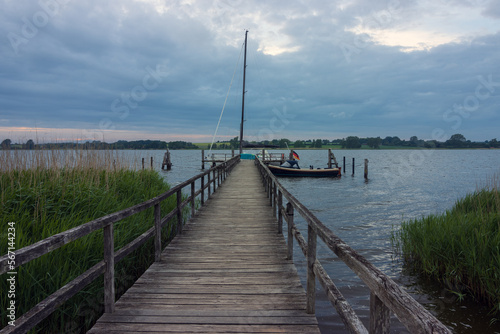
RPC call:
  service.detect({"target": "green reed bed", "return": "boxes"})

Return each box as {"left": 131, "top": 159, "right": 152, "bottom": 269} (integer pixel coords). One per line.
{"left": 394, "top": 178, "right": 500, "bottom": 314}
{"left": 0, "top": 150, "right": 179, "bottom": 333}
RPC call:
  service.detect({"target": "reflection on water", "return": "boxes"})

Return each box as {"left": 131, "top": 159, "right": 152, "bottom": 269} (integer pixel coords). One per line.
{"left": 107, "top": 149, "right": 500, "bottom": 333}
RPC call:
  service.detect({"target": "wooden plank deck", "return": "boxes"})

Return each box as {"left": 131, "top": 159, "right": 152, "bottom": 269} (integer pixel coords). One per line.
{"left": 88, "top": 160, "right": 320, "bottom": 333}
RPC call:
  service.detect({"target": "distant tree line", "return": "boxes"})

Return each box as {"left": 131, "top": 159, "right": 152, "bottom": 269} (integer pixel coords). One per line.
{"left": 212, "top": 134, "right": 499, "bottom": 150}
{"left": 2, "top": 134, "right": 499, "bottom": 151}
{"left": 0, "top": 139, "right": 198, "bottom": 150}
{"left": 340, "top": 134, "right": 500, "bottom": 149}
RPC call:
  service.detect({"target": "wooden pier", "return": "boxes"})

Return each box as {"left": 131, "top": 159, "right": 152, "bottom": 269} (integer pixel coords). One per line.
{"left": 1, "top": 154, "right": 451, "bottom": 334}
{"left": 88, "top": 160, "right": 320, "bottom": 333}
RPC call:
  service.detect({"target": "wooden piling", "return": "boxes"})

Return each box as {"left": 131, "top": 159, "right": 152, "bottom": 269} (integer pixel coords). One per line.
{"left": 352, "top": 158, "right": 355, "bottom": 176}
{"left": 343, "top": 156, "right": 346, "bottom": 173}
{"left": 364, "top": 159, "right": 368, "bottom": 180}
{"left": 142, "top": 158, "right": 145, "bottom": 170}
{"left": 201, "top": 149, "right": 205, "bottom": 169}
{"left": 150, "top": 157, "right": 153, "bottom": 170}
{"left": 162, "top": 149, "right": 172, "bottom": 170}
{"left": 103, "top": 224, "right": 115, "bottom": 313}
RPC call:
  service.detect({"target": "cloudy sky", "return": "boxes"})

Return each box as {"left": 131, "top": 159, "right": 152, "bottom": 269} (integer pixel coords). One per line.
{"left": 1, "top": 0, "right": 499, "bottom": 143}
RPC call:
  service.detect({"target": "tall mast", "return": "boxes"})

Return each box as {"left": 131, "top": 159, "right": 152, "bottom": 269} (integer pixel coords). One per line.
{"left": 239, "top": 30, "right": 248, "bottom": 154}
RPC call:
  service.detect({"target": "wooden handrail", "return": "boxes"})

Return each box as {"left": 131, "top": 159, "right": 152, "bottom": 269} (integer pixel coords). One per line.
{"left": 255, "top": 157, "right": 451, "bottom": 334}
{"left": 0, "top": 155, "right": 240, "bottom": 334}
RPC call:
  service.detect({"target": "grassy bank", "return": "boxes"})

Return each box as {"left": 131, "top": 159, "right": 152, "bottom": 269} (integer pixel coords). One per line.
{"left": 0, "top": 150, "right": 179, "bottom": 333}
{"left": 394, "top": 178, "right": 500, "bottom": 314}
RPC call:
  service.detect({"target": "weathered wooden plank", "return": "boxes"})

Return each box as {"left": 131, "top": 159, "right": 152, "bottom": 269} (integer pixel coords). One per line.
{"left": 114, "top": 302, "right": 307, "bottom": 310}
{"left": 125, "top": 286, "right": 305, "bottom": 295}
{"left": 88, "top": 323, "right": 320, "bottom": 333}
{"left": 96, "top": 314, "right": 318, "bottom": 326}
{"left": 105, "top": 309, "right": 311, "bottom": 317}
{"left": 116, "top": 296, "right": 307, "bottom": 306}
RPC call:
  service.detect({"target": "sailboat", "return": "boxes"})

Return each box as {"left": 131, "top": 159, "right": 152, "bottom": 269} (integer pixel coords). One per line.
{"left": 210, "top": 32, "right": 341, "bottom": 177}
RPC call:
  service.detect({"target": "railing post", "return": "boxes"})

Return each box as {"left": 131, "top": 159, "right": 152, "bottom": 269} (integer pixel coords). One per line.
{"left": 201, "top": 175, "right": 205, "bottom": 205}
{"left": 212, "top": 169, "right": 216, "bottom": 192}
{"left": 286, "top": 202, "right": 294, "bottom": 260}
{"left": 154, "top": 203, "right": 161, "bottom": 262}
{"left": 273, "top": 183, "right": 277, "bottom": 219}
{"left": 370, "top": 291, "right": 390, "bottom": 334}
{"left": 191, "top": 181, "right": 195, "bottom": 218}
{"left": 217, "top": 166, "right": 221, "bottom": 188}
{"left": 103, "top": 223, "right": 115, "bottom": 313}
{"left": 207, "top": 171, "right": 211, "bottom": 197}
{"left": 306, "top": 224, "right": 317, "bottom": 314}
{"left": 267, "top": 176, "right": 271, "bottom": 199}
{"left": 278, "top": 190, "right": 283, "bottom": 234}
{"left": 269, "top": 180, "right": 273, "bottom": 206}
{"left": 176, "top": 189, "right": 183, "bottom": 235}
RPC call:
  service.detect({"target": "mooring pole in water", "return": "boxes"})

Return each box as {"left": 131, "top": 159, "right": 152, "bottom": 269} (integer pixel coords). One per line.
{"left": 151, "top": 157, "right": 153, "bottom": 170}
{"left": 364, "top": 159, "right": 368, "bottom": 180}
{"left": 201, "top": 150, "right": 205, "bottom": 170}
{"left": 352, "top": 158, "right": 355, "bottom": 176}
{"left": 142, "top": 158, "right": 145, "bottom": 170}
{"left": 162, "top": 149, "right": 172, "bottom": 170}
{"left": 343, "top": 156, "right": 346, "bottom": 173}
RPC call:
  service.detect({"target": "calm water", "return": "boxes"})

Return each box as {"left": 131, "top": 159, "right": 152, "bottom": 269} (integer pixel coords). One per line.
{"left": 138, "top": 149, "right": 500, "bottom": 333}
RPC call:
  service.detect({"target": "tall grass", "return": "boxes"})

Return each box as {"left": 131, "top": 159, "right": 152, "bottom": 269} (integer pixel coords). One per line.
{"left": 394, "top": 176, "right": 500, "bottom": 314}
{"left": 0, "top": 149, "right": 179, "bottom": 333}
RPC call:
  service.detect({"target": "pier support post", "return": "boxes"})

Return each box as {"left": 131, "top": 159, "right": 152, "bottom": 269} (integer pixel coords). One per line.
{"left": 278, "top": 190, "right": 283, "bottom": 235}
{"left": 328, "top": 149, "right": 332, "bottom": 169}
{"left": 154, "top": 203, "right": 161, "bottom": 262}
{"left": 201, "top": 150, "right": 205, "bottom": 169}
{"left": 207, "top": 171, "right": 211, "bottom": 197}
{"left": 103, "top": 224, "right": 115, "bottom": 313}
{"left": 286, "top": 202, "right": 293, "bottom": 260}
{"left": 273, "top": 182, "right": 277, "bottom": 219}
{"left": 162, "top": 149, "right": 172, "bottom": 170}
{"left": 370, "top": 291, "right": 390, "bottom": 334}
{"left": 364, "top": 159, "right": 369, "bottom": 180}
{"left": 269, "top": 180, "right": 273, "bottom": 207}
{"left": 306, "top": 224, "right": 317, "bottom": 314}
{"left": 191, "top": 181, "right": 195, "bottom": 218}
{"left": 213, "top": 169, "right": 216, "bottom": 192}
{"left": 176, "top": 190, "right": 183, "bottom": 235}
{"left": 201, "top": 175, "right": 205, "bottom": 205}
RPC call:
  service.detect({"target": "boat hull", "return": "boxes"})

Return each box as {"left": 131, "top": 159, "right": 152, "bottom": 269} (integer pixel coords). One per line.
{"left": 268, "top": 165, "right": 341, "bottom": 177}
